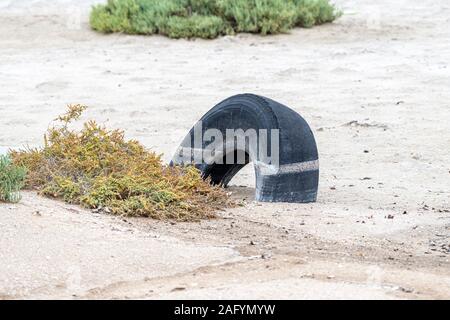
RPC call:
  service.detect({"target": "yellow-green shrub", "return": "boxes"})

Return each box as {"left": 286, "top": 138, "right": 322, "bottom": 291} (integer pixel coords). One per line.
{"left": 11, "top": 105, "right": 229, "bottom": 220}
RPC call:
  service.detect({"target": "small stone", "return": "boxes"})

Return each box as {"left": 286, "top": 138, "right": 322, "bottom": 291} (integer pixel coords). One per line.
{"left": 261, "top": 253, "right": 271, "bottom": 259}
{"left": 399, "top": 287, "right": 414, "bottom": 293}
{"left": 32, "top": 211, "right": 42, "bottom": 217}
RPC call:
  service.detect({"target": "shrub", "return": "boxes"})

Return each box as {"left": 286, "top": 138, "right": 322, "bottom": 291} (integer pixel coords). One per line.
{"left": 164, "top": 14, "right": 225, "bottom": 39}
{"left": 0, "top": 155, "right": 26, "bottom": 203}
{"left": 90, "top": 0, "right": 341, "bottom": 39}
{"left": 218, "top": 0, "right": 297, "bottom": 35}
{"left": 11, "top": 104, "right": 230, "bottom": 220}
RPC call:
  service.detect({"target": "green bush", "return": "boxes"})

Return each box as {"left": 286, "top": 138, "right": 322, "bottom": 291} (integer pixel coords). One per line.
{"left": 90, "top": 0, "right": 341, "bottom": 39}
{"left": 0, "top": 155, "right": 26, "bottom": 203}
{"left": 218, "top": 0, "right": 297, "bottom": 35}
{"left": 164, "top": 15, "right": 225, "bottom": 39}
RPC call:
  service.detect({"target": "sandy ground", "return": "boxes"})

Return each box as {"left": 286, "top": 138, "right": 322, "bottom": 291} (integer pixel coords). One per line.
{"left": 0, "top": 0, "right": 449, "bottom": 299}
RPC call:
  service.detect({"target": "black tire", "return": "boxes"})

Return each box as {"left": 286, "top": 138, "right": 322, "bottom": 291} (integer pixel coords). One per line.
{"left": 171, "top": 94, "right": 319, "bottom": 203}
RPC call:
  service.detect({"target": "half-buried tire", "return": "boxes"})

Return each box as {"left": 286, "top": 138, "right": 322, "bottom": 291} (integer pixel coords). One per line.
{"left": 171, "top": 94, "right": 319, "bottom": 203}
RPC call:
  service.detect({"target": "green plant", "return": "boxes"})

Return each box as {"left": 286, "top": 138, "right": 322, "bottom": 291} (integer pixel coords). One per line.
{"left": 11, "top": 104, "right": 230, "bottom": 220}
{"left": 90, "top": 0, "right": 341, "bottom": 39}
{"left": 164, "top": 14, "right": 225, "bottom": 39}
{"left": 0, "top": 155, "right": 27, "bottom": 203}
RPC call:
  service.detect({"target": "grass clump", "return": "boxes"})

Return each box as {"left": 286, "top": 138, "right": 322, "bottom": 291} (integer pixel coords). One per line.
{"left": 0, "top": 155, "right": 27, "bottom": 203}
{"left": 90, "top": 0, "right": 341, "bottom": 39}
{"left": 10, "top": 104, "right": 229, "bottom": 220}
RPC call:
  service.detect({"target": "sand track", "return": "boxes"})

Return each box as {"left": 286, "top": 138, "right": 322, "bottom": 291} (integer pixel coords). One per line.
{"left": 0, "top": 0, "right": 449, "bottom": 299}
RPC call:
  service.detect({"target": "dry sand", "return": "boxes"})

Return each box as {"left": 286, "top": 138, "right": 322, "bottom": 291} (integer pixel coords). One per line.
{"left": 0, "top": 0, "right": 449, "bottom": 299}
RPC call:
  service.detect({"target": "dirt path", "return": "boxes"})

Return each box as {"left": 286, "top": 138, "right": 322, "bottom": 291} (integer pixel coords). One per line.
{"left": 0, "top": 0, "right": 449, "bottom": 299}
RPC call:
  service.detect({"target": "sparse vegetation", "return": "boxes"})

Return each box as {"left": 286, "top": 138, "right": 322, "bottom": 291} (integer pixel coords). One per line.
{"left": 0, "top": 155, "right": 26, "bottom": 203}
{"left": 90, "top": 0, "right": 341, "bottom": 39}
{"left": 11, "top": 105, "right": 230, "bottom": 220}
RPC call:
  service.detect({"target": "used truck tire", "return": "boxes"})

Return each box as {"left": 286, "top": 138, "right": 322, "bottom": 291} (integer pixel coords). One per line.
{"left": 171, "top": 94, "right": 319, "bottom": 203}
